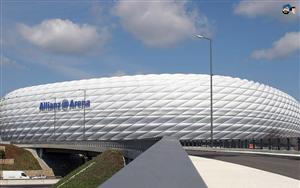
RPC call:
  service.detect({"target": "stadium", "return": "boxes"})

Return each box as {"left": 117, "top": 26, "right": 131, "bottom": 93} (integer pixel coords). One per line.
{"left": 0, "top": 74, "right": 299, "bottom": 146}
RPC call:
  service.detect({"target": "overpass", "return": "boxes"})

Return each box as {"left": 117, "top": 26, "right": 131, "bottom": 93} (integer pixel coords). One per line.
{"left": 12, "top": 139, "right": 159, "bottom": 159}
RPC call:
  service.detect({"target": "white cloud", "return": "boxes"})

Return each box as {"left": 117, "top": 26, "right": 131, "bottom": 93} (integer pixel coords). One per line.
{"left": 113, "top": 1, "right": 213, "bottom": 47}
{"left": 1, "top": 56, "right": 25, "bottom": 69}
{"left": 234, "top": 0, "right": 300, "bottom": 20}
{"left": 113, "top": 70, "right": 127, "bottom": 76}
{"left": 1, "top": 56, "right": 12, "bottom": 66}
{"left": 251, "top": 31, "right": 300, "bottom": 60}
{"left": 18, "top": 19, "right": 110, "bottom": 54}
{"left": 48, "top": 63, "right": 95, "bottom": 79}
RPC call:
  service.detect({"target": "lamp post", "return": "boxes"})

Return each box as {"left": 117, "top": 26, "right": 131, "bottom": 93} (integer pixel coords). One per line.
{"left": 195, "top": 34, "right": 213, "bottom": 147}
{"left": 53, "top": 97, "right": 56, "bottom": 141}
{"left": 83, "top": 89, "right": 86, "bottom": 141}
{"left": 79, "top": 89, "right": 86, "bottom": 141}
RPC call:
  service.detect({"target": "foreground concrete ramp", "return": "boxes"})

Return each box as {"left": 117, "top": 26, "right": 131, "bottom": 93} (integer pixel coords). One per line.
{"left": 99, "top": 137, "right": 207, "bottom": 188}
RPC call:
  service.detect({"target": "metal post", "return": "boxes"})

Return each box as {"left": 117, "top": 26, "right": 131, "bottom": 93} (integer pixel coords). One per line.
{"left": 209, "top": 39, "right": 213, "bottom": 148}
{"left": 83, "top": 89, "right": 86, "bottom": 141}
{"left": 0, "top": 97, "right": 3, "bottom": 142}
{"left": 53, "top": 97, "right": 56, "bottom": 141}
{"left": 195, "top": 35, "right": 213, "bottom": 148}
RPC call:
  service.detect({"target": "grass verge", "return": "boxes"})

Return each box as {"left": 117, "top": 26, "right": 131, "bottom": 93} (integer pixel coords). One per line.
{"left": 0, "top": 144, "right": 41, "bottom": 170}
{"left": 52, "top": 150, "right": 124, "bottom": 188}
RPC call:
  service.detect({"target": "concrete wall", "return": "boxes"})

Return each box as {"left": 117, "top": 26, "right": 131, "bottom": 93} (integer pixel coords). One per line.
{"left": 0, "top": 159, "right": 14, "bottom": 165}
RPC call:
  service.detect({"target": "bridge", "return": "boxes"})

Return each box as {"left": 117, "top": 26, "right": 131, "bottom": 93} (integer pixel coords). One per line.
{"left": 12, "top": 139, "right": 159, "bottom": 160}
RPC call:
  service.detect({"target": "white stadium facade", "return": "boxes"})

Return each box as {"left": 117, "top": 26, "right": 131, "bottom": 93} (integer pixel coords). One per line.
{"left": 0, "top": 74, "right": 299, "bottom": 149}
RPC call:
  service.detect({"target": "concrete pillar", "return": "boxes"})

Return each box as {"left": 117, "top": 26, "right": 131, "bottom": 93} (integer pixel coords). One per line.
{"left": 245, "top": 139, "right": 248, "bottom": 148}
{"left": 37, "top": 148, "right": 43, "bottom": 158}
{"left": 277, "top": 138, "right": 280, "bottom": 150}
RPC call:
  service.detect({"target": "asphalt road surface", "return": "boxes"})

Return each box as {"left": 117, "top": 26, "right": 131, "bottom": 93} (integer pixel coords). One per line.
{"left": 187, "top": 150, "right": 300, "bottom": 180}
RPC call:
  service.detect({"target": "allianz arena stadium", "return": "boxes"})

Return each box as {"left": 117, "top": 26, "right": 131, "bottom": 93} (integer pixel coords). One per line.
{"left": 0, "top": 74, "right": 299, "bottom": 144}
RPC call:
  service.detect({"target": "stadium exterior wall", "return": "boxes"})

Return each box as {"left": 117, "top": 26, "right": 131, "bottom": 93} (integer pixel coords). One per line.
{"left": 0, "top": 74, "right": 299, "bottom": 143}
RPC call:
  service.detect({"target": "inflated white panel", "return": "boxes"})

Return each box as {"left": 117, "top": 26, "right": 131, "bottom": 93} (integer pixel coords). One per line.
{"left": 0, "top": 74, "right": 299, "bottom": 142}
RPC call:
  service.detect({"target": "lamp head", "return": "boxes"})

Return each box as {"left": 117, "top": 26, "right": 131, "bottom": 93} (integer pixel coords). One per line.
{"left": 195, "top": 35, "right": 205, "bottom": 38}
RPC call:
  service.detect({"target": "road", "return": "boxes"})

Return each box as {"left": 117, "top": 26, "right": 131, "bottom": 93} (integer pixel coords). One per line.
{"left": 187, "top": 150, "right": 300, "bottom": 180}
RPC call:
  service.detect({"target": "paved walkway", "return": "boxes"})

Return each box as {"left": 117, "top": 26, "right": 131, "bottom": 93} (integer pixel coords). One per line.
{"left": 188, "top": 150, "right": 300, "bottom": 180}
{"left": 189, "top": 155, "right": 300, "bottom": 188}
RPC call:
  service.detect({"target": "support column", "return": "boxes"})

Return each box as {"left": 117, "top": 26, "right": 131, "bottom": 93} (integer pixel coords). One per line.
{"left": 287, "top": 138, "right": 290, "bottom": 150}
{"left": 37, "top": 148, "right": 43, "bottom": 158}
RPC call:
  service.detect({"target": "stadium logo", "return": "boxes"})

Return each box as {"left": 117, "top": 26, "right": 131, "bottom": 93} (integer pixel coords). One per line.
{"left": 39, "top": 99, "right": 91, "bottom": 111}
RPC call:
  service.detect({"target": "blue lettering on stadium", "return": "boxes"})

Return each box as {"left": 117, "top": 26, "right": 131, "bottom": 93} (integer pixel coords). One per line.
{"left": 39, "top": 99, "right": 90, "bottom": 111}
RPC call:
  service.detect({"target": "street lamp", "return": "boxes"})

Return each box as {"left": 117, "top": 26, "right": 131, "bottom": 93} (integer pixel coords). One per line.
{"left": 53, "top": 97, "right": 56, "bottom": 141}
{"left": 78, "top": 89, "right": 86, "bottom": 141}
{"left": 195, "top": 34, "right": 213, "bottom": 147}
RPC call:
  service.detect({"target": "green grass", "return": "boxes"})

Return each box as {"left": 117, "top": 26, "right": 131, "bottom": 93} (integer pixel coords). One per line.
{"left": 52, "top": 150, "right": 124, "bottom": 188}
{"left": 0, "top": 144, "right": 41, "bottom": 170}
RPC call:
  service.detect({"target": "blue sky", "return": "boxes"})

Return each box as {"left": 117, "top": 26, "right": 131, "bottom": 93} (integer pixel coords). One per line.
{"left": 1, "top": 0, "right": 299, "bottom": 100}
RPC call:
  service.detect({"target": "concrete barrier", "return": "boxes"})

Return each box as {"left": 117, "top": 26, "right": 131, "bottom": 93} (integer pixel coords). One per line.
{"left": 184, "top": 146, "right": 300, "bottom": 157}
{"left": 0, "top": 178, "right": 60, "bottom": 185}
{"left": 0, "top": 146, "right": 5, "bottom": 151}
